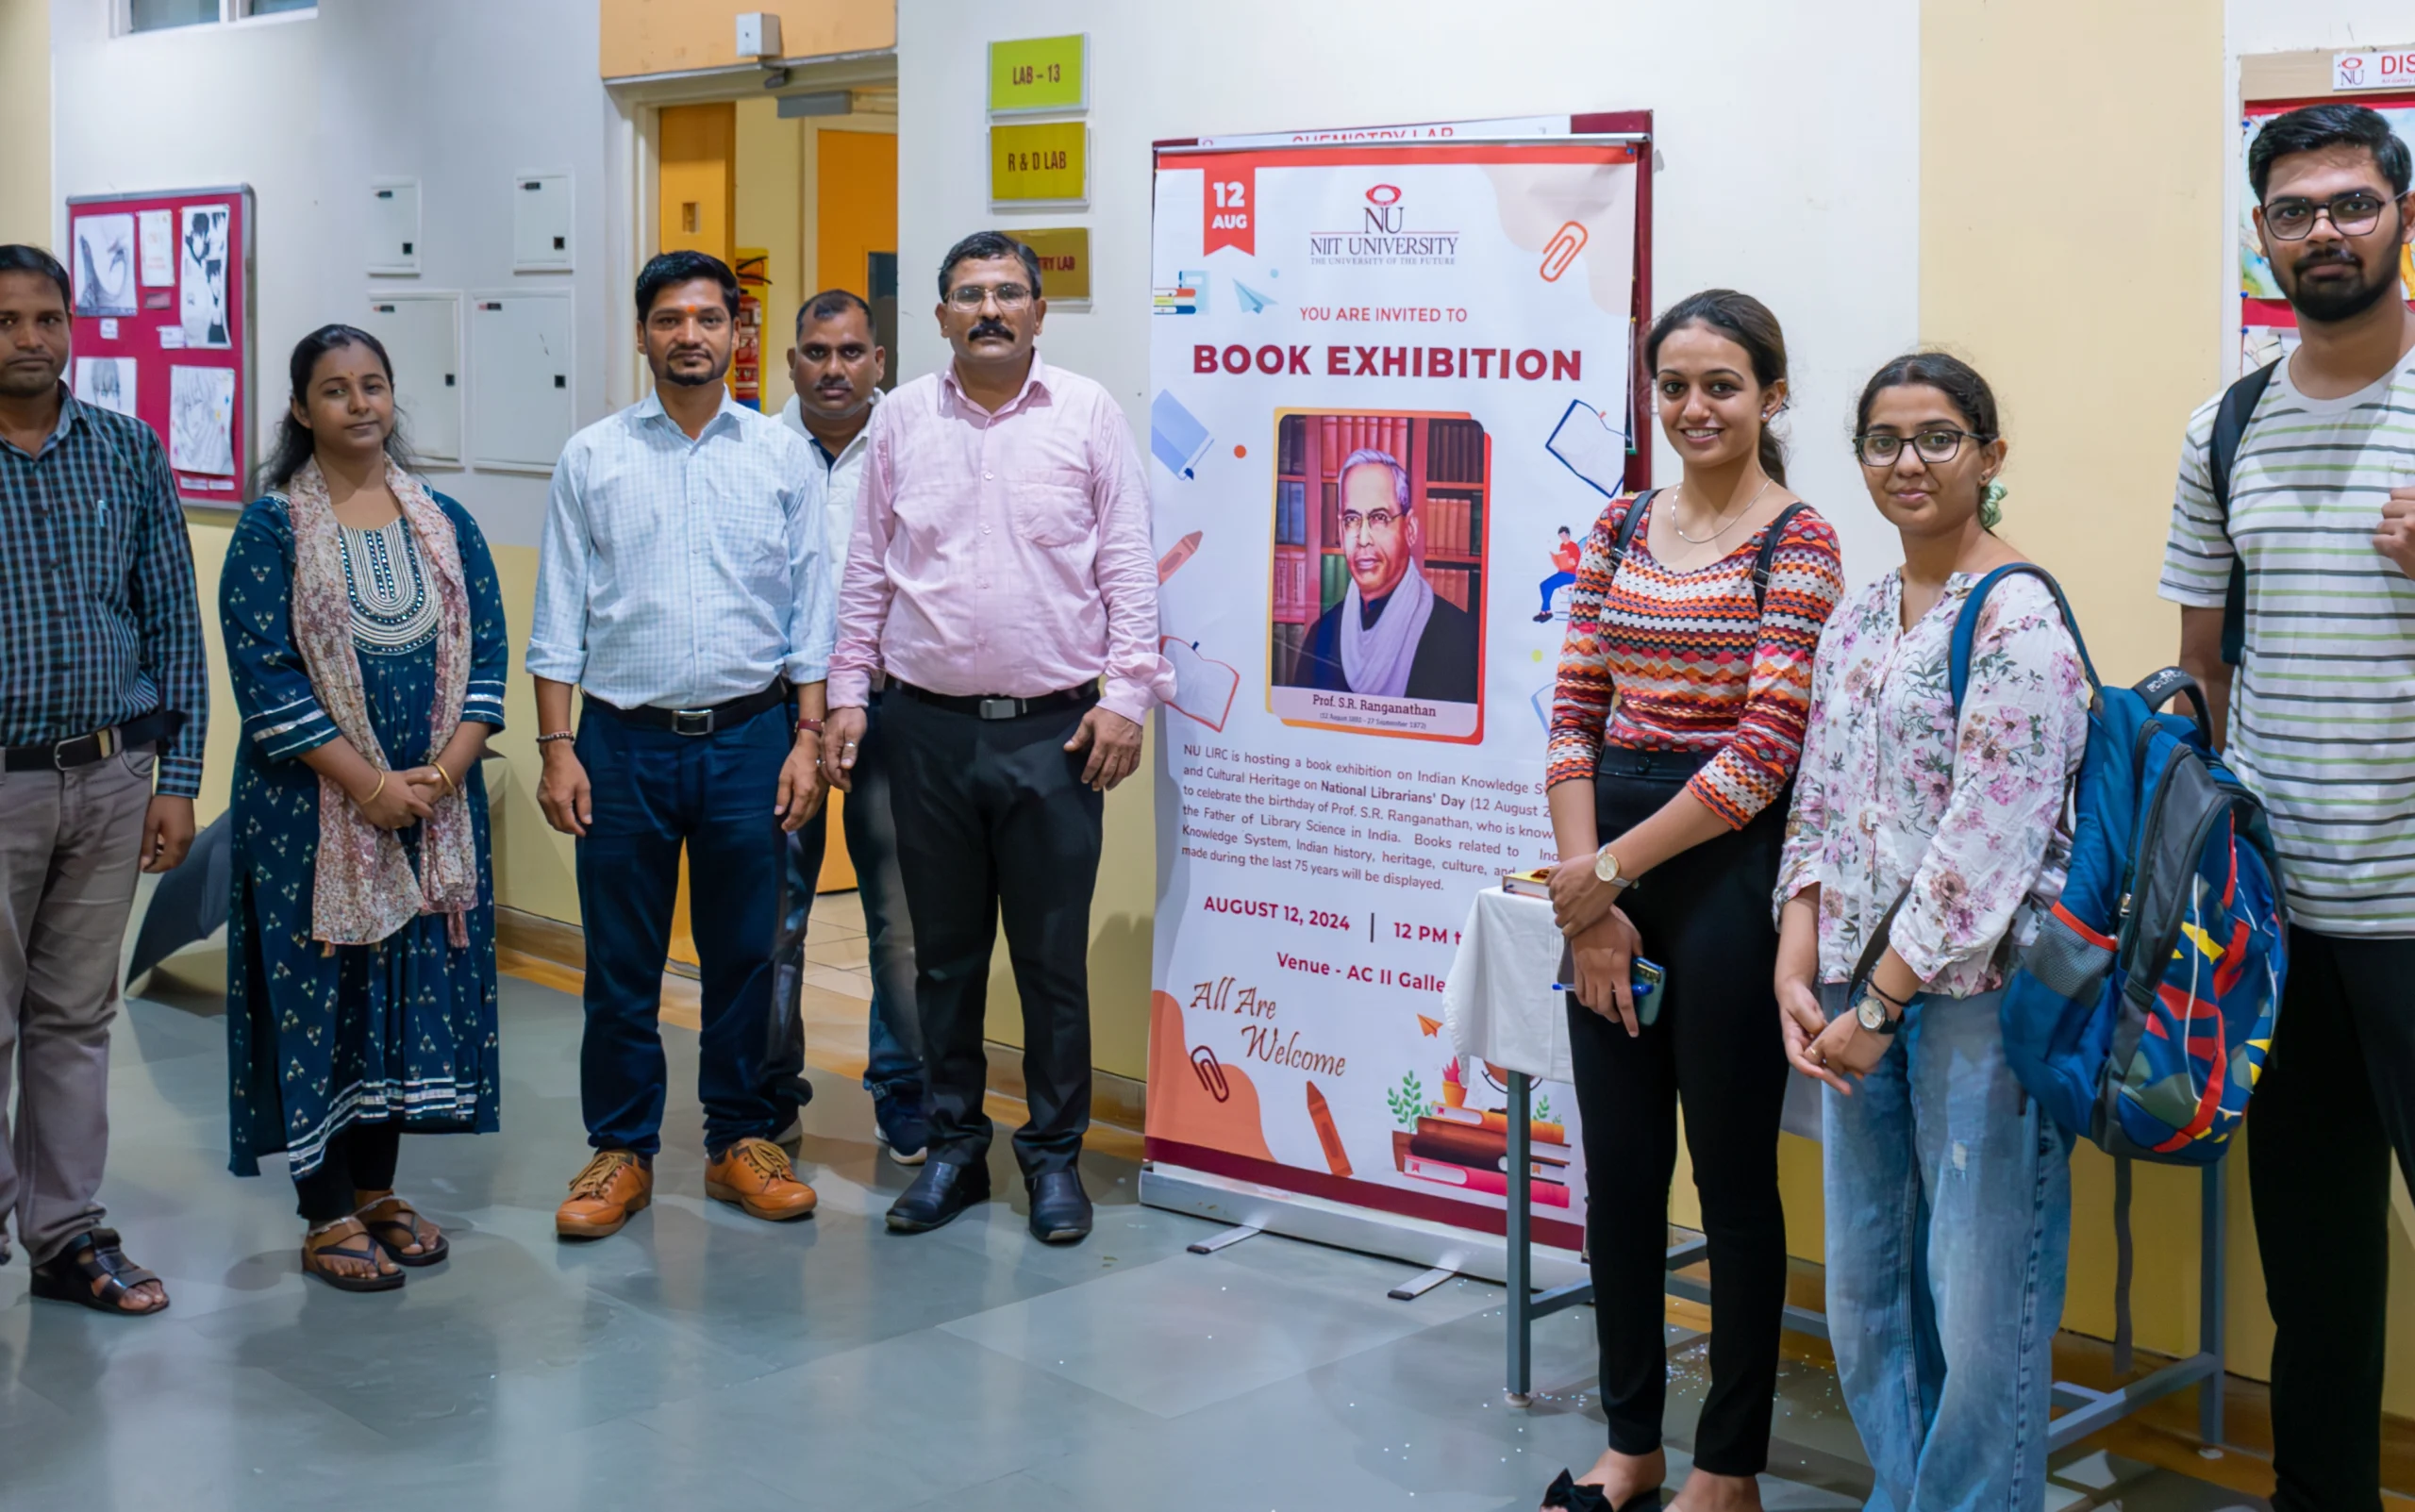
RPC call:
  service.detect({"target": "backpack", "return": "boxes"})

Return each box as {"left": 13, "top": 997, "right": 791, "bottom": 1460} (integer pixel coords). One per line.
{"left": 1952, "top": 564, "right": 2290, "bottom": 1367}
{"left": 2209, "top": 360, "right": 2281, "bottom": 667}
{"left": 1607, "top": 490, "right": 1808, "bottom": 611}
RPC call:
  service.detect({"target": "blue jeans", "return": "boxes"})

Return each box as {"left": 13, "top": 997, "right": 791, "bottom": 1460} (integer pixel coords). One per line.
{"left": 769, "top": 691, "right": 923, "bottom": 1103}
{"left": 574, "top": 702, "right": 790, "bottom": 1158}
{"left": 1820, "top": 984, "right": 2074, "bottom": 1512}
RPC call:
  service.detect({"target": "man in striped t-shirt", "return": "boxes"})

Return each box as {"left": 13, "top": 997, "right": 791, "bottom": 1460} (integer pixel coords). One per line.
{"left": 2162, "top": 103, "right": 2415, "bottom": 1512}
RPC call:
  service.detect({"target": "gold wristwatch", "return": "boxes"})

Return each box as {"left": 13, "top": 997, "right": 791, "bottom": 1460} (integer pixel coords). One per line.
{"left": 1592, "top": 847, "right": 1629, "bottom": 889}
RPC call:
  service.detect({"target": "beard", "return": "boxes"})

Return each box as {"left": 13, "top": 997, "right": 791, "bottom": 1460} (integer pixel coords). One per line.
{"left": 0, "top": 357, "right": 63, "bottom": 400}
{"left": 2279, "top": 244, "right": 2402, "bottom": 324}
{"left": 658, "top": 349, "right": 729, "bottom": 388}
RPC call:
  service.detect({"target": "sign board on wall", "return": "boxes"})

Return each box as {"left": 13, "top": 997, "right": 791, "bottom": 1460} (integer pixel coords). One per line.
{"left": 988, "top": 34, "right": 1087, "bottom": 115}
{"left": 2333, "top": 48, "right": 2415, "bottom": 92}
{"left": 1142, "top": 115, "right": 1650, "bottom": 1254}
{"left": 63, "top": 185, "right": 255, "bottom": 504}
{"left": 991, "top": 121, "right": 1088, "bottom": 204}
{"left": 1011, "top": 226, "right": 1091, "bottom": 303}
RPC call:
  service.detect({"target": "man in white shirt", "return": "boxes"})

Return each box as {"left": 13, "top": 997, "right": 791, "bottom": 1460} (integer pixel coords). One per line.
{"left": 527, "top": 251, "right": 832, "bottom": 1239}
{"left": 766, "top": 290, "right": 928, "bottom": 1163}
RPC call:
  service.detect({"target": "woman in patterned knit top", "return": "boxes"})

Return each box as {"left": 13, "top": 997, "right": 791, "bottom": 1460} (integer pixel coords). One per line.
{"left": 220, "top": 327, "right": 508, "bottom": 1291}
{"left": 1538, "top": 291, "right": 1845, "bottom": 1512}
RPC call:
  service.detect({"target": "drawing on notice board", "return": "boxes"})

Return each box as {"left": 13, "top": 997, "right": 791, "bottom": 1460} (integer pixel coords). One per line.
{"left": 179, "top": 205, "right": 232, "bottom": 349}
{"left": 1161, "top": 637, "right": 1240, "bottom": 731}
{"left": 75, "top": 357, "right": 139, "bottom": 418}
{"left": 1150, "top": 390, "right": 1213, "bottom": 478}
{"left": 138, "top": 208, "right": 175, "bottom": 288}
{"left": 72, "top": 215, "right": 138, "bottom": 317}
{"left": 1544, "top": 398, "right": 1626, "bottom": 498}
{"left": 168, "top": 365, "right": 236, "bottom": 476}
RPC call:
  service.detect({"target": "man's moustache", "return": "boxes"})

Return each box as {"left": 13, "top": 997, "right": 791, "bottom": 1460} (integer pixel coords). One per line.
{"left": 970, "top": 322, "right": 1012, "bottom": 341}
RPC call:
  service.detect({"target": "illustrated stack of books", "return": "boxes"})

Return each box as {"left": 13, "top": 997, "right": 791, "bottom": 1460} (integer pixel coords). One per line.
{"left": 1392, "top": 1105, "right": 1571, "bottom": 1207}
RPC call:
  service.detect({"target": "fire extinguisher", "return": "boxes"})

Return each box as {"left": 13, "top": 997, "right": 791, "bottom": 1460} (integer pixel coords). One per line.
{"left": 732, "top": 246, "right": 770, "bottom": 410}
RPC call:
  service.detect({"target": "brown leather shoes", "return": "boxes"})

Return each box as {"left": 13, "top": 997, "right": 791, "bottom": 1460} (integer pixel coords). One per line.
{"left": 557, "top": 1149, "right": 653, "bottom": 1239}
{"left": 705, "top": 1137, "right": 819, "bottom": 1221}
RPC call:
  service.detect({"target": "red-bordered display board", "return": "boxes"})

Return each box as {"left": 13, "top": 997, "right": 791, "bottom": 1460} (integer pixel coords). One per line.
{"left": 2240, "top": 98, "right": 2415, "bottom": 370}
{"left": 62, "top": 186, "right": 256, "bottom": 503}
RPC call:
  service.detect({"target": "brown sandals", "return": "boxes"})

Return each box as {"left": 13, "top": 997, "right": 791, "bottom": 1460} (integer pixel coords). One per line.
{"left": 28, "top": 1228, "right": 170, "bottom": 1316}
{"left": 356, "top": 1196, "right": 449, "bottom": 1267}
{"left": 302, "top": 1217, "right": 404, "bottom": 1292}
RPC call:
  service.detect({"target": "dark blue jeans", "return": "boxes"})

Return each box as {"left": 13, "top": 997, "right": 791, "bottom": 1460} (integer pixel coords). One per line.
{"left": 574, "top": 701, "right": 789, "bottom": 1159}
{"left": 771, "top": 690, "right": 924, "bottom": 1106}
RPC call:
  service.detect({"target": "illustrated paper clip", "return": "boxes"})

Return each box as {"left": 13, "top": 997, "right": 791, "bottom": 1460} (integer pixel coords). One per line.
{"left": 1540, "top": 220, "right": 1588, "bottom": 282}
{"left": 1191, "top": 1044, "right": 1231, "bottom": 1103}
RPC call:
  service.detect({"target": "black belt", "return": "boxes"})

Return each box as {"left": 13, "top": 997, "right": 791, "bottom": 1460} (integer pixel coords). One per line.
{"left": 893, "top": 680, "right": 1099, "bottom": 721}
{"left": 589, "top": 681, "right": 790, "bottom": 738}
{"left": 3, "top": 708, "right": 182, "bottom": 773}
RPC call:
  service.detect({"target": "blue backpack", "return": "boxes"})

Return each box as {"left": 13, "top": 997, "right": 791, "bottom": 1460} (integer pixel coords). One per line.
{"left": 1949, "top": 566, "right": 2288, "bottom": 1167}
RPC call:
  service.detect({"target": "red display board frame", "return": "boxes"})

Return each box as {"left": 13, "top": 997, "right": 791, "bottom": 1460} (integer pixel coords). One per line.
{"left": 62, "top": 185, "right": 256, "bottom": 505}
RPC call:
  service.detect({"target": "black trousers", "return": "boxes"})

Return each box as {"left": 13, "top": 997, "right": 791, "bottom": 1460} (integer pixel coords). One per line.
{"left": 883, "top": 690, "right": 1103, "bottom": 1176}
{"left": 292, "top": 1122, "right": 403, "bottom": 1223}
{"left": 2249, "top": 926, "right": 2415, "bottom": 1512}
{"left": 1565, "top": 749, "right": 1790, "bottom": 1476}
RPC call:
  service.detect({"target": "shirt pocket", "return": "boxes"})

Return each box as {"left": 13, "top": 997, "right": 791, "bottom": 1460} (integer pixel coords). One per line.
{"left": 1010, "top": 466, "right": 1094, "bottom": 549}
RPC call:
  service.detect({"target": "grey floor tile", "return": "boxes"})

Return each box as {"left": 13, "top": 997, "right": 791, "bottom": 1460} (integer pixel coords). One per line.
{"left": 941, "top": 1248, "right": 1436, "bottom": 1419}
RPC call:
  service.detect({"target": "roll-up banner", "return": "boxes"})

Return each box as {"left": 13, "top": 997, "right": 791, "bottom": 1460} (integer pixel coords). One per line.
{"left": 1143, "top": 115, "right": 1649, "bottom": 1254}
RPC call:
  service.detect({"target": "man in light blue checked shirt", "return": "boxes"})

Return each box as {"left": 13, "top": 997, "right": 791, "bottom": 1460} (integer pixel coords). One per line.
{"left": 527, "top": 251, "right": 834, "bottom": 1240}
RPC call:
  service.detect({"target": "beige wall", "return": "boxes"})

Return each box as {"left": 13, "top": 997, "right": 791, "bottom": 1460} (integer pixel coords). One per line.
{"left": 1921, "top": 0, "right": 2415, "bottom": 1416}
{"left": 598, "top": 0, "right": 893, "bottom": 78}
{"left": 0, "top": 0, "right": 47, "bottom": 247}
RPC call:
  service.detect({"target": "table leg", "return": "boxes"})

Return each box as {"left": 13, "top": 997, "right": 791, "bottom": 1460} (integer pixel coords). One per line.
{"left": 1507, "top": 1069, "right": 1532, "bottom": 1406}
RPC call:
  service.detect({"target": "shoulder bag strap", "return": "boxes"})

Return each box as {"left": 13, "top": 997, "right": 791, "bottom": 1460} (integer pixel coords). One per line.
{"left": 1750, "top": 501, "right": 1812, "bottom": 613}
{"left": 2211, "top": 360, "right": 2281, "bottom": 668}
{"left": 1607, "top": 489, "right": 1657, "bottom": 573}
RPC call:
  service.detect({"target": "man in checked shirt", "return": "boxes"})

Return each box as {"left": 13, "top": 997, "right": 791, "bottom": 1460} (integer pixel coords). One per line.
{"left": 0, "top": 245, "right": 208, "bottom": 1316}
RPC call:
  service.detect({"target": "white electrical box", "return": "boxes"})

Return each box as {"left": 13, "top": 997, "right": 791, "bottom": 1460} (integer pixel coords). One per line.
{"left": 468, "top": 292, "right": 574, "bottom": 473}
{"left": 367, "top": 178, "right": 421, "bottom": 275}
{"left": 510, "top": 173, "right": 574, "bottom": 273}
{"left": 736, "top": 12, "right": 782, "bottom": 57}
{"left": 360, "top": 291, "right": 462, "bottom": 464}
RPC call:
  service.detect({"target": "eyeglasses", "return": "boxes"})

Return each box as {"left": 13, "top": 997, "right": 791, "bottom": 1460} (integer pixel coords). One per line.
{"left": 945, "top": 284, "right": 1034, "bottom": 311}
{"left": 1340, "top": 508, "right": 1402, "bottom": 533}
{"left": 1853, "top": 429, "right": 1990, "bottom": 467}
{"left": 2261, "top": 191, "right": 2391, "bottom": 241}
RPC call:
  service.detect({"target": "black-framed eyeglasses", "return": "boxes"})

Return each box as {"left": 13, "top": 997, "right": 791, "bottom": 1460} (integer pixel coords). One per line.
{"left": 2261, "top": 191, "right": 2392, "bottom": 241}
{"left": 945, "top": 283, "right": 1034, "bottom": 310}
{"left": 1853, "top": 429, "right": 1990, "bottom": 467}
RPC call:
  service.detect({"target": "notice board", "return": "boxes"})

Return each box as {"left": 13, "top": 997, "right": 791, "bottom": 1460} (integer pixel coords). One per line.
{"left": 61, "top": 186, "right": 255, "bottom": 504}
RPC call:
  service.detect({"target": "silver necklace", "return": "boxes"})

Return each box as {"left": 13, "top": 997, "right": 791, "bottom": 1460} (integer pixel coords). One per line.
{"left": 1670, "top": 476, "right": 1774, "bottom": 545}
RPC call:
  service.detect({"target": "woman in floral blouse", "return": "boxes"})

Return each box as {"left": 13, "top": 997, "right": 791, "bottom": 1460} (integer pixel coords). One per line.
{"left": 1774, "top": 353, "right": 2090, "bottom": 1509}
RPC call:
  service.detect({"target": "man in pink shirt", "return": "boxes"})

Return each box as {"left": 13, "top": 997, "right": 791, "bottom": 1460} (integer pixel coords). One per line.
{"left": 824, "top": 232, "right": 1172, "bottom": 1243}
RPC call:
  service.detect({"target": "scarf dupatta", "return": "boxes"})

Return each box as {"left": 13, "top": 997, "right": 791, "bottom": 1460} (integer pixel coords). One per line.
{"left": 1337, "top": 562, "right": 1436, "bottom": 698}
{"left": 282, "top": 458, "right": 478, "bottom": 948}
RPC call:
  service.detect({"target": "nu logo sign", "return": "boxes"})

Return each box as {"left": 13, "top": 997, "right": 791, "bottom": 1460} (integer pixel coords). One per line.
{"left": 1363, "top": 183, "right": 1405, "bottom": 233}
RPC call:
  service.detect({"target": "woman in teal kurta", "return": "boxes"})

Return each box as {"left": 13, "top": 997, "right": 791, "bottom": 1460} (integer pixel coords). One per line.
{"left": 222, "top": 324, "right": 505, "bottom": 1290}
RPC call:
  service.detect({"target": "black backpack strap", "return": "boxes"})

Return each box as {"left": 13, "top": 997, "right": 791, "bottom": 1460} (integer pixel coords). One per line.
{"left": 1607, "top": 489, "right": 1657, "bottom": 573}
{"left": 1751, "top": 501, "right": 1812, "bottom": 613}
{"left": 2112, "top": 1155, "right": 2136, "bottom": 1376}
{"left": 2210, "top": 361, "right": 2281, "bottom": 667}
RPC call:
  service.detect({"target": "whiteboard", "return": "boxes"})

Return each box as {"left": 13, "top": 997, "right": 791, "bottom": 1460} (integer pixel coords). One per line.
{"left": 468, "top": 292, "right": 574, "bottom": 472}
{"left": 361, "top": 291, "right": 460, "bottom": 464}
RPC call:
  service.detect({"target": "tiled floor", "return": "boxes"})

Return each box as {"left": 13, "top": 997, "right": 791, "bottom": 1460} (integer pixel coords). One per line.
{"left": 0, "top": 892, "right": 2273, "bottom": 1510}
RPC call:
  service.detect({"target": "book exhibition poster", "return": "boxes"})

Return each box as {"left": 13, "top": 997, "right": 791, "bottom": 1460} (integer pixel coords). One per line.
{"left": 1144, "top": 119, "right": 1640, "bottom": 1248}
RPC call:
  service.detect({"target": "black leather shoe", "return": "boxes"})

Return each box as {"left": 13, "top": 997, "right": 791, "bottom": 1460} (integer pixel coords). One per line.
{"left": 886, "top": 1157, "right": 990, "bottom": 1233}
{"left": 1026, "top": 1170, "right": 1092, "bottom": 1243}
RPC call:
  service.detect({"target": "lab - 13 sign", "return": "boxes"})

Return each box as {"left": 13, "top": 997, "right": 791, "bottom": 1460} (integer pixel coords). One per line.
{"left": 989, "top": 34, "right": 1088, "bottom": 115}
{"left": 991, "top": 121, "right": 1088, "bottom": 204}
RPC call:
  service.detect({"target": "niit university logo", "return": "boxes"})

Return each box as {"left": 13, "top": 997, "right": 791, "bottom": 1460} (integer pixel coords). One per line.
{"left": 1311, "top": 182, "right": 1458, "bottom": 266}
{"left": 1363, "top": 184, "right": 1405, "bottom": 233}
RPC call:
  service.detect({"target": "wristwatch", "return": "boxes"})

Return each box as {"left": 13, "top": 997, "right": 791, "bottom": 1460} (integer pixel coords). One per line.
{"left": 1591, "top": 847, "right": 1630, "bottom": 889}
{"left": 1851, "top": 979, "right": 1906, "bottom": 1035}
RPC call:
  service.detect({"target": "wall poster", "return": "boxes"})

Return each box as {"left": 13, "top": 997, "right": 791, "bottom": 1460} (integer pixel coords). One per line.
{"left": 2240, "top": 95, "right": 2415, "bottom": 371}
{"left": 1144, "top": 115, "right": 1649, "bottom": 1254}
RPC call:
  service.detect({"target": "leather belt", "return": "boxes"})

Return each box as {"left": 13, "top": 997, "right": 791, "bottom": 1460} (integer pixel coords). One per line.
{"left": 589, "top": 681, "right": 790, "bottom": 738}
{"left": 894, "top": 680, "right": 1099, "bottom": 721}
{"left": 2, "top": 708, "right": 183, "bottom": 773}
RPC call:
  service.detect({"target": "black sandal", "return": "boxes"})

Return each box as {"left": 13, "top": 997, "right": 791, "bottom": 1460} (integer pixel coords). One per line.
{"left": 1541, "top": 1470, "right": 1662, "bottom": 1511}
{"left": 28, "top": 1228, "right": 170, "bottom": 1316}
{"left": 357, "top": 1197, "right": 449, "bottom": 1267}
{"left": 302, "top": 1218, "right": 405, "bottom": 1292}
